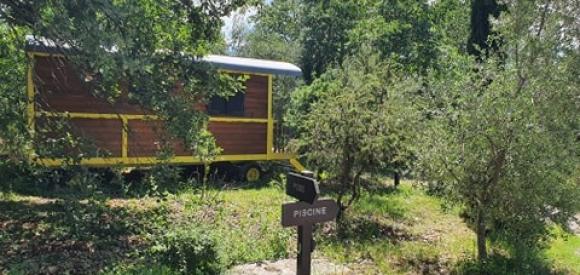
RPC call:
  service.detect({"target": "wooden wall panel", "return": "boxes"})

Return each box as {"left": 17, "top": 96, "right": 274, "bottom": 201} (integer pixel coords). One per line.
{"left": 35, "top": 117, "right": 122, "bottom": 157}
{"left": 69, "top": 118, "right": 123, "bottom": 157}
{"left": 244, "top": 75, "right": 268, "bottom": 118}
{"left": 34, "top": 56, "right": 150, "bottom": 114}
{"left": 127, "top": 120, "right": 191, "bottom": 157}
{"left": 33, "top": 56, "right": 269, "bottom": 118}
{"left": 208, "top": 122, "right": 267, "bottom": 155}
{"left": 127, "top": 121, "right": 267, "bottom": 157}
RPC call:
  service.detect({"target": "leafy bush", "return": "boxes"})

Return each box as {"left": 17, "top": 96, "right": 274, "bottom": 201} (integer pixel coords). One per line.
{"left": 0, "top": 160, "right": 32, "bottom": 193}
{"left": 287, "top": 48, "right": 418, "bottom": 212}
{"left": 149, "top": 228, "right": 223, "bottom": 275}
{"left": 102, "top": 263, "right": 175, "bottom": 275}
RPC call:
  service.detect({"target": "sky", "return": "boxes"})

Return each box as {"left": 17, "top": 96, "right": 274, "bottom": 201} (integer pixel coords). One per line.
{"left": 221, "top": 0, "right": 276, "bottom": 46}
{"left": 221, "top": 6, "right": 256, "bottom": 46}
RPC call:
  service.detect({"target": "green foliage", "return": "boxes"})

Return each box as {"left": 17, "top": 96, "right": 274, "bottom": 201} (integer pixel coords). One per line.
{"left": 2, "top": 178, "right": 577, "bottom": 273}
{"left": 429, "top": 0, "right": 471, "bottom": 54}
{"left": 289, "top": 48, "right": 418, "bottom": 210}
{"left": 348, "top": 0, "right": 437, "bottom": 74}
{"left": 0, "top": 193, "right": 170, "bottom": 274}
{"left": 102, "top": 264, "right": 176, "bottom": 275}
{"left": 0, "top": 25, "right": 28, "bottom": 158}
{"left": 149, "top": 227, "right": 223, "bottom": 275}
{"left": 453, "top": 253, "right": 556, "bottom": 275}
{"left": 235, "top": 0, "right": 302, "bottom": 63}
{"left": 299, "top": 0, "right": 363, "bottom": 83}
{"left": 415, "top": 0, "right": 579, "bottom": 259}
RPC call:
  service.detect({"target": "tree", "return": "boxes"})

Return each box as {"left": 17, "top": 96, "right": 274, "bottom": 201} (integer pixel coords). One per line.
{"left": 416, "top": 0, "right": 579, "bottom": 261}
{"left": 300, "top": 0, "right": 362, "bottom": 83}
{"left": 0, "top": 0, "right": 248, "bottom": 162}
{"left": 289, "top": 48, "right": 418, "bottom": 213}
{"left": 235, "top": 0, "right": 303, "bottom": 63}
{"left": 0, "top": 25, "right": 28, "bottom": 158}
{"left": 430, "top": 0, "right": 471, "bottom": 54}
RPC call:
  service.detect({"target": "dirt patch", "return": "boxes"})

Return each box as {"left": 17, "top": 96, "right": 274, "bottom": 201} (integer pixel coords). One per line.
{"left": 567, "top": 214, "right": 580, "bottom": 235}
{"left": 324, "top": 216, "right": 412, "bottom": 244}
{"left": 228, "top": 258, "right": 353, "bottom": 275}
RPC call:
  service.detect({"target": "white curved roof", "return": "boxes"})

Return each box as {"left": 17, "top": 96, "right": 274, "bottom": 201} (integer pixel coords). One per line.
{"left": 202, "top": 55, "right": 302, "bottom": 77}
{"left": 25, "top": 35, "right": 302, "bottom": 77}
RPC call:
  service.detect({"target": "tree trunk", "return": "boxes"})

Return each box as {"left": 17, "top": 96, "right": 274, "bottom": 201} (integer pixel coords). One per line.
{"left": 476, "top": 209, "right": 488, "bottom": 261}
{"left": 336, "top": 150, "right": 353, "bottom": 220}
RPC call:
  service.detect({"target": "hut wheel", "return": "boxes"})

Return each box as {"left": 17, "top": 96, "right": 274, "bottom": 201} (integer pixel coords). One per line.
{"left": 240, "top": 163, "right": 262, "bottom": 182}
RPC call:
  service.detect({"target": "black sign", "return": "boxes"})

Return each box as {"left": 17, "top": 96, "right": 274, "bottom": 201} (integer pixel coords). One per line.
{"left": 286, "top": 172, "right": 319, "bottom": 204}
{"left": 281, "top": 199, "right": 339, "bottom": 227}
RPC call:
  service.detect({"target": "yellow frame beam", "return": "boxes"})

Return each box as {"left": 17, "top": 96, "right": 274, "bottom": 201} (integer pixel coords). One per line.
{"left": 35, "top": 153, "right": 295, "bottom": 167}
{"left": 37, "top": 111, "right": 269, "bottom": 124}
{"left": 27, "top": 59, "right": 35, "bottom": 148}
{"left": 121, "top": 116, "right": 128, "bottom": 158}
{"left": 267, "top": 74, "right": 274, "bottom": 158}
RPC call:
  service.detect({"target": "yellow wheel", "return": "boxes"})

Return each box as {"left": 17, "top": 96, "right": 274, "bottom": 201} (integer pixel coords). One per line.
{"left": 245, "top": 166, "right": 261, "bottom": 182}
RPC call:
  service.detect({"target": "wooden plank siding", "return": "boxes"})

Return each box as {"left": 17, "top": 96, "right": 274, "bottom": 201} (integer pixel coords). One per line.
{"left": 243, "top": 75, "right": 268, "bottom": 118}
{"left": 35, "top": 117, "right": 123, "bottom": 158}
{"left": 32, "top": 55, "right": 269, "bottom": 159}
{"left": 208, "top": 122, "right": 267, "bottom": 155}
{"left": 127, "top": 120, "right": 190, "bottom": 157}
{"left": 33, "top": 56, "right": 151, "bottom": 115}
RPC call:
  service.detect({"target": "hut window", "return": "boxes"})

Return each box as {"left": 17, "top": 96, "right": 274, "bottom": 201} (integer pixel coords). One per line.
{"left": 208, "top": 92, "right": 244, "bottom": 116}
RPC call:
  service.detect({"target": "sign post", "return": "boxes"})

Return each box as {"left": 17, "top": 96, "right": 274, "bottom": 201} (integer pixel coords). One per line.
{"left": 282, "top": 173, "right": 339, "bottom": 275}
{"left": 286, "top": 172, "right": 320, "bottom": 204}
{"left": 297, "top": 224, "right": 313, "bottom": 275}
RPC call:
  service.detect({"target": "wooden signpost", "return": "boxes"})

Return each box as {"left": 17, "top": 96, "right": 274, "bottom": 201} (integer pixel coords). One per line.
{"left": 286, "top": 172, "right": 320, "bottom": 204}
{"left": 282, "top": 172, "right": 339, "bottom": 275}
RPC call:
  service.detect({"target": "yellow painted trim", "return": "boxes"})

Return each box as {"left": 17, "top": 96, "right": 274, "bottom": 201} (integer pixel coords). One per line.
{"left": 289, "top": 158, "right": 306, "bottom": 172}
{"left": 35, "top": 153, "right": 295, "bottom": 167}
{"left": 266, "top": 74, "right": 274, "bottom": 158}
{"left": 37, "top": 111, "right": 160, "bottom": 120}
{"left": 26, "top": 57, "right": 36, "bottom": 160}
{"left": 209, "top": 117, "right": 268, "bottom": 123}
{"left": 121, "top": 117, "right": 128, "bottom": 158}
{"left": 37, "top": 111, "right": 268, "bottom": 124}
{"left": 268, "top": 152, "right": 295, "bottom": 160}
{"left": 38, "top": 111, "right": 123, "bottom": 119}
{"left": 27, "top": 60, "right": 35, "bottom": 134}
{"left": 28, "top": 51, "right": 65, "bottom": 58}
{"left": 218, "top": 69, "right": 270, "bottom": 77}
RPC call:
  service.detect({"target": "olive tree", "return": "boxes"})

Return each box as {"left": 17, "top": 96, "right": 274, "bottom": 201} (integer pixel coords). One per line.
{"left": 289, "top": 48, "right": 418, "bottom": 213}
{"left": 415, "top": 0, "right": 579, "bottom": 260}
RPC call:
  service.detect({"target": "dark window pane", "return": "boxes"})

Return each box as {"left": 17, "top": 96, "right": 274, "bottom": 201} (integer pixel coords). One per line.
{"left": 208, "top": 97, "right": 226, "bottom": 115}
{"left": 227, "top": 92, "right": 245, "bottom": 116}
{"left": 207, "top": 92, "right": 245, "bottom": 116}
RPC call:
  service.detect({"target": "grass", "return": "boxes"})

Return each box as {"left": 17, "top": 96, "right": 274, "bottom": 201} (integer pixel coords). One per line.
{"left": 546, "top": 226, "right": 580, "bottom": 274}
{"left": 1, "top": 175, "right": 578, "bottom": 274}
{"left": 318, "top": 182, "right": 475, "bottom": 274}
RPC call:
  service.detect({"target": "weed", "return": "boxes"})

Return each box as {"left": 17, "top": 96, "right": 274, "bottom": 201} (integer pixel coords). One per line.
{"left": 148, "top": 227, "right": 223, "bottom": 275}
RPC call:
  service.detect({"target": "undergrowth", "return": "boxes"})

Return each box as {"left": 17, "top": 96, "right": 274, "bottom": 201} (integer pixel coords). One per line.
{"left": 1, "top": 165, "right": 577, "bottom": 274}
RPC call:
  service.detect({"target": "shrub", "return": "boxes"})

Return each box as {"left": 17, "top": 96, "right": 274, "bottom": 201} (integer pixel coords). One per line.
{"left": 287, "top": 48, "right": 418, "bottom": 214}
{"left": 149, "top": 228, "right": 223, "bottom": 275}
